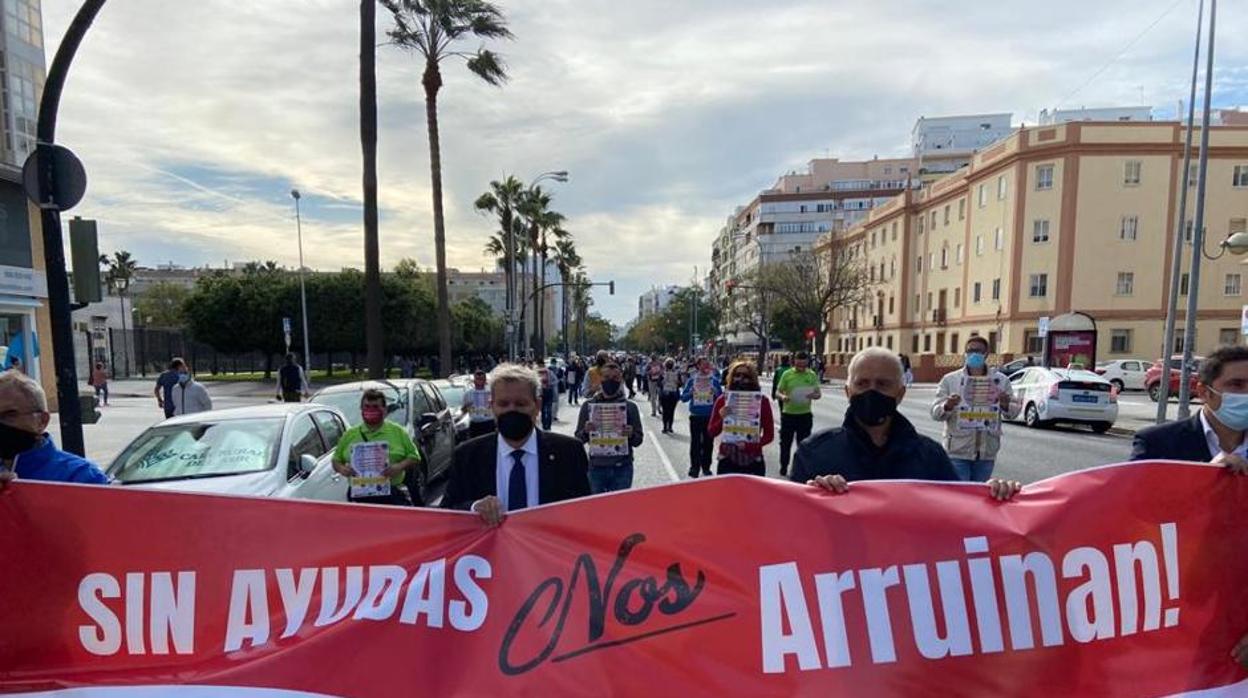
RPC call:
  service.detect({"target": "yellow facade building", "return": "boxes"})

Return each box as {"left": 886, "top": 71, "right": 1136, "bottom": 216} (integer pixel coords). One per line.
{"left": 819, "top": 121, "right": 1248, "bottom": 375}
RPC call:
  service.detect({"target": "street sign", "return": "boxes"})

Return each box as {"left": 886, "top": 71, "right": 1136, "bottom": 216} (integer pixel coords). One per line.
{"left": 282, "top": 317, "right": 292, "bottom": 351}
{"left": 1241, "top": 305, "right": 1248, "bottom": 336}
{"left": 1038, "top": 316, "right": 1051, "bottom": 338}
{"left": 22, "top": 144, "right": 87, "bottom": 211}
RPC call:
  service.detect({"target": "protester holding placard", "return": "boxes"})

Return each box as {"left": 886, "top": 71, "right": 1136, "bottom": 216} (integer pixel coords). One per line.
{"left": 707, "top": 361, "right": 775, "bottom": 476}
{"left": 461, "top": 370, "right": 496, "bottom": 439}
{"left": 931, "top": 336, "right": 1014, "bottom": 482}
{"left": 332, "top": 388, "right": 419, "bottom": 506}
{"left": 775, "top": 351, "right": 821, "bottom": 477}
{"left": 680, "top": 356, "right": 723, "bottom": 478}
{"left": 575, "top": 363, "right": 644, "bottom": 494}
{"left": 659, "top": 358, "right": 683, "bottom": 434}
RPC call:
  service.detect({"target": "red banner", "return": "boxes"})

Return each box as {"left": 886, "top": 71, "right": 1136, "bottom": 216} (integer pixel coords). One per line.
{"left": 2, "top": 462, "right": 1247, "bottom": 697}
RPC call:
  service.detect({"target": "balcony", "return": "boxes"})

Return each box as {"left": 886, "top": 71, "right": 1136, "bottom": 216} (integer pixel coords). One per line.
{"left": 872, "top": 316, "right": 884, "bottom": 329}
{"left": 932, "top": 308, "right": 947, "bottom": 326}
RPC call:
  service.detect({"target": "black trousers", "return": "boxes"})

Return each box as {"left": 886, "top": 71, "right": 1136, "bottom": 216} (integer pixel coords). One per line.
{"left": 468, "top": 420, "right": 496, "bottom": 439}
{"left": 779, "top": 412, "right": 814, "bottom": 469}
{"left": 717, "top": 457, "right": 766, "bottom": 477}
{"left": 350, "top": 485, "right": 414, "bottom": 507}
{"left": 660, "top": 393, "right": 680, "bottom": 430}
{"left": 689, "top": 415, "right": 714, "bottom": 472}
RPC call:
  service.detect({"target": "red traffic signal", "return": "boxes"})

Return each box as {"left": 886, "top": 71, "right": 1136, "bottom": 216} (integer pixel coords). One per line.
{"left": 804, "top": 328, "right": 817, "bottom": 340}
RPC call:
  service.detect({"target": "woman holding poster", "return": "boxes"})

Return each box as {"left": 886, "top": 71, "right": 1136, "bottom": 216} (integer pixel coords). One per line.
{"left": 707, "top": 361, "right": 775, "bottom": 476}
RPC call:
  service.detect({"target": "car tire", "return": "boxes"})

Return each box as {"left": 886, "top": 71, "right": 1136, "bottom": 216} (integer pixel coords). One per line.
{"left": 1148, "top": 383, "right": 1161, "bottom": 402}
{"left": 1110, "top": 379, "right": 1125, "bottom": 393}
{"left": 1091, "top": 422, "right": 1112, "bottom": 434}
{"left": 1024, "top": 403, "right": 1044, "bottom": 429}
{"left": 406, "top": 464, "right": 429, "bottom": 507}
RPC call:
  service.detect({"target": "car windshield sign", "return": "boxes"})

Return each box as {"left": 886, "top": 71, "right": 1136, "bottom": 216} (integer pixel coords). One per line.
{"left": 109, "top": 418, "right": 284, "bottom": 483}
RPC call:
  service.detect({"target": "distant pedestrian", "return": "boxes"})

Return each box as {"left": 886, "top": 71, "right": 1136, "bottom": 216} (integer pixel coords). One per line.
{"left": 623, "top": 357, "right": 637, "bottom": 398}
{"left": 0, "top": 370, "right": 110, "bottom": 486}
{"left": 462, "top": 370, "right": 496, "bottom": 439}
{"left": 771, "top": 355, "right": 791, "bottom": 411}
{"left": 775, "top": 350, "right": 821, "bottom": 477}
{"left": 566, "top": 358, "right": 582, "bottom": 405}
{"left": 89, "top": 361, "right": 110, "bottom": 406}
{"left": 170, "top": 366, "right": 212, "bottom": 416}
{"left": 680, "top": 356, "right": 723, "bottom": 478}
{"left": 646, "top": 355, "right": 664, "bottom": 417}
{"left": 575, "top": 362, "right": 644, "bottom": 494}
{"left": 659, "top": 358, "right": 682, "bottom": 433}
{"left": 548, "top": 358, "right": 564, "bottom": 423}
{"left": 900, "top": 354, "right": 914, "bottom": 387}
{"left": 537, "top": 361, "right": 557, "bottom": 431}
{"left": 931, "top": 336, "right": 1013, "bottom": 482}
{"left": 586, "top": 351, "right": 607, "bottom": 395}
{"left": 707, "top": 361, "right": 775, "bottom": 476}
{"left": 154, "top": 357, "right": 186, "bottom": 419}
{"left": 277, "top": 353, "right": 309, "bottom": 403}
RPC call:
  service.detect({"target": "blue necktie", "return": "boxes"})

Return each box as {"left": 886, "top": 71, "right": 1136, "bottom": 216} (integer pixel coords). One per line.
{"left": 508, "top": 449, "right": 528, "bottom": 511}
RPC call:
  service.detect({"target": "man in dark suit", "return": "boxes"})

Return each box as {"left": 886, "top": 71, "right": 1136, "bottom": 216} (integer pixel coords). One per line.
{"left": 1131, "top": 345, "right": 1248, "bottom": 474}
{"left": 442, "top": 363, "right": 590, "bottom": 525}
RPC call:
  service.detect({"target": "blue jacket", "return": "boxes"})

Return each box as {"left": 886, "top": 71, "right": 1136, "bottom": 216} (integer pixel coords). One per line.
{"left": 13, "top": 435, "right": 110, "bottom": 484}
{"left": 680, "top": 372, "right": 723, "bottom": 418}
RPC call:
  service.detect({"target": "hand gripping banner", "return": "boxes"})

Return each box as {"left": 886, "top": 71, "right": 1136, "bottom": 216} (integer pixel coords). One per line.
{"left": 2, "top": 461, "right": 1247, "bottom": 697}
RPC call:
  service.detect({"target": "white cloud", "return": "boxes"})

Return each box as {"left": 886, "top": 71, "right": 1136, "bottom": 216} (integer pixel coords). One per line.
{"left": 42, "top": 0, "right": 1248, "bottom": 323}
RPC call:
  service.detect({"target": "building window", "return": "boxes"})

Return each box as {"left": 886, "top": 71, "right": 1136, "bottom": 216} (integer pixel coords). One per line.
{"left": 887, "top": 336, "right": 894, "bottom": 350}
{"left": 940, "top": 248, "right": 948, "bottom": 269}
{"left": 950, "top": 333, "right": 960, "bottom": 351}
{"left": 958, "top": 199, "right": 966, "bottom": 220}
{"left": 890, "top": 258, "right": 896, "bottom": 278}
{"left": 1234, "top": 165, "right": 1248, "bottom": 188}
{"left": 1219, "top": 329, "right": 1241, "bottom": 346}
{"left": 997, "top": 175, "right": 1008, "bottom": 200}
{"left": 1227, "top": 273, "right": 1242, "bottom": 296}
{"left": 871, "top": 232, "right": 876, "bottom": 248}
{"left": 1111, "top": 329, "right": 1133, "bottom": 354}
{"left": 1024, "top": 330, "right": 1044, "bottom": 355}
{"left": 988, "top": 331, "right": 999, "bottom": 352}
{"left": 870, "top": 265, "right": 875, "bottom": 282}
{"left": 954, "top": 288, "right": 961, "bottom": 308}
{"left": 914, "top": 294, "right": 920, "bottom": 315}
{"left": 995, "top": 227, "right": 1004, "bottom": 250}
{"left": 892, "top": 221, "right": 898, "bottom": 240}
{"left": 1173, "top": 331, "right": 1185, "bottom": 354}
{"left": 918, "top": 216, "right": 925, "bottom": 234}
{"left": 1180, "top": 272, "right": 1190, "bottom": 296}
{"left": 1115, "top": 272, "right": 1134, "bottom": 296}
{"left": 976, "top": 235, "right": 984, "bottom": 255}
{"left": 924, "top": 334, "right": 932, "bottom": 352}
{"left": 1036, "top": 164, "right": 1055, "bottom": 190}
{"left": 1184, "top": 220, "right": 1194, "bottom": 243}
{"left": 931, "top": 211, "right": 938, "bottom": 228}
{"left": 943, "top": 206, "right": 950, "bottom": 225}
{"left": 1120, "top": 216, "right": 1139, "bottom": 241}
{"left": 1029, "top": 273, "right": 1048, "bottom": 298}
{"left": 912, "top": 335, "right": 920, "bottom": 353}
{"left": 916, "top": 256, "right": 922, "bottom": 273}
{"left": 888, "top": 296, "right": 894, "bottom": 314}
{"left": 956, "top": 244, "right": 964, "bottom": 264}
{"left": 1124, "top": 160, "right": 1142, "bottom": 186}
{"left": 929, "top": 252, "right": 936, "bottom": 270}
{"left": 1189, "top": 163, "right": 1199, "bottom": 188}
{"left": 973, "top": 282, "right": 982, "bottom": 303}
{"left": 1033, "top": 219, "right": 1050, "bottom": 243}
{"left": 925, "top": 292, "right": 932, "bottom": 310}
{"left": 978, "top": 184, "right": 987, "bottom": 208}
{"left": 992, "top": 278, "right": 1001, "bottom": 301}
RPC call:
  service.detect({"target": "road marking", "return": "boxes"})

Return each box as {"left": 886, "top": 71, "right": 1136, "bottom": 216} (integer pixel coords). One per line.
{"left": 649, "top": 427, "right": 682, "bottom": 483}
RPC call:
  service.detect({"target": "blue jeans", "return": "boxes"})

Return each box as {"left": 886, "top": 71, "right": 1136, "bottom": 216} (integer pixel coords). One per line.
{"left": 589, "top": 464, "right": 634, "bottom": 494}
{"left": 951, "top": 458, "right": 995, "bottom": 482}
{"left": 541, "top": 389, "right": 556, "bottom": 430}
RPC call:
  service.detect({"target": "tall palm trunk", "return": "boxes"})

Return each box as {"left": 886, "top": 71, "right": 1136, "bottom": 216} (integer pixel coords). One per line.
{"left": 361, "top": 0, "right": 383, "bottom": 379}
{"left": 529, "top": 231, "right": 539, "bottom": 357}
{"left": 424, "top": 60, "right": 453, "bottom": 378}
{"left": 538, "top": 232, "right": 548, "bottom": 355}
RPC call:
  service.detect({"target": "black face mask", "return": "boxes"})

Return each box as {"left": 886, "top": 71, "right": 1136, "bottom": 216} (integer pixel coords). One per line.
{"left": 850, "top": 390, "right": 897, "bottom": 427}
{"left": 0, "top": 421, "right": 40, "bottom": 459}
{"left": 601, "top": 380, "right": 622, "bottom": 396}
{"left": 731, "top": 379, "right": 751, "bottom": 390}
{"left": 497, "top": 411, "right": 535, "bottom": 441}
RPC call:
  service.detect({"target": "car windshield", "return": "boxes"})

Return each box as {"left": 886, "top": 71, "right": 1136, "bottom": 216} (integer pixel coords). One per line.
{"left": 437, "top": 383, "right": 465, "bottom": 407}
{"left": 109, "top": 418, "right": 284, "bottom": 483}
{"left": 313, "top": 387, "right": 408, "bottom": 427}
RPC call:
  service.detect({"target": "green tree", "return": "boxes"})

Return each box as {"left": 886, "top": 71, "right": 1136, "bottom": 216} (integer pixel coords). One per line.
{"left": 581, "top": 313, "right": 615, "bottom": 353}
{"left": 452, "top": 296, "right": 503, "bottom": 357}
{"left": 384, "top": 0, "right": 513, "bottom": 377}
{"left": 754, "top": 246, "right": 871, "bottom": 357}
{"left": 133, "top": 282, "right": 190, "bottom": 328}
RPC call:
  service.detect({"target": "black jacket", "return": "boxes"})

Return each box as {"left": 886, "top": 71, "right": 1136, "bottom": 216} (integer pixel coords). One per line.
{"left": 789, "top": 408, "right": 958, "bottom": 483}
{"left": 441, "top": 429, "right": 591, "bottom": 510}
{"left": 1130, "top": 414, "right": 1213, "bottom": 462}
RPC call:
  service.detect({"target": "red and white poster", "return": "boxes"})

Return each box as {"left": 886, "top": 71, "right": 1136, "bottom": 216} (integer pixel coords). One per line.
{"left": 2, "top": 461, "right": 1247, "bottom": 697}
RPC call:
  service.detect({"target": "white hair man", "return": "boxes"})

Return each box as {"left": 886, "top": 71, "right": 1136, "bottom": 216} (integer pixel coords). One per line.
{"left": 442, "top": 363, "right": 590, "bottom": 525}
{"left": 0, "top": 370, "right": 110, "bottom": 488}
{"left": 789, "top": 348, "right": 1020, "bottom": 501}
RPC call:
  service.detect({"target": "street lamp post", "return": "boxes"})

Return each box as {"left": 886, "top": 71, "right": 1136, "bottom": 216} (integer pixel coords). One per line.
{"left": 291, "top": 189, "right": 312, "bottom": 379}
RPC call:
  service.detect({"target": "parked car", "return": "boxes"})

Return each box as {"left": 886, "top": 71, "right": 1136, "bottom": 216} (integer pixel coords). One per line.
{"left": 1144, "top": 355, "right": 1204, "bottom": 403}
{"left": 310, "top": 380, "right": 457, "bottom": 502}
{"left": 107, "top": 403, "right": 351, "bottom": 501}
{"left": 1094, "top": 359, "right": 1150, "bottom": 392}
{"left": 1006, "top": 367, "right": 1118, "bottom": 433}
{"left": 999, "top": 356, "right": 1040, "bottom": 377}
{"left": 432, "top": 378, "right": 471, "bottom": 443}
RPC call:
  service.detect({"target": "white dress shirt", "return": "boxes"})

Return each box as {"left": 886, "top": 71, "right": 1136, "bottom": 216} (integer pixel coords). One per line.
{"left": 1200, "top": 410, "right": 1248, "bottom": 461}
{"left": 496, "top": 431, "right": 540, "bottom": 511}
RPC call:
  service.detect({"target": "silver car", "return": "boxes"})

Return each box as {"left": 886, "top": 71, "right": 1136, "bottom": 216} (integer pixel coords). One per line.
{"left": 1006, "top": 367, "right": 1119, "bottom": 433}
{"left": 107, "top": 403, "right": 351, "bottom": 501}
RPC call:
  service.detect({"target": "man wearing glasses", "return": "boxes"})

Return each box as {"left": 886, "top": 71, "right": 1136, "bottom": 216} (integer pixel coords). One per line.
{"left": 0, "top": 370, "right": 110, "bottom": 489}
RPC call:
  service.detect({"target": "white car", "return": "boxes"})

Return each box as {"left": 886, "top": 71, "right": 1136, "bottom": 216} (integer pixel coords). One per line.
{"left": 1006, "top": 367, "right": 1119, "bottom": 433}
{"left": 1094, "top": 359, "right": 1149, "bottom": 392}
{"left": 107, "top": 403, "right": 351, "bottom": 501}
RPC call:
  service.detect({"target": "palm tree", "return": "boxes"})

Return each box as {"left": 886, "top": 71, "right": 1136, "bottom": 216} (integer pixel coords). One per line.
{"left": 100, "top": 251, "right": 138, "bottom": 376}
{"left": 518, "top": 187, "right": 564, "bottom": 356}
{"left": 551, "top": 238, "right": 581, "bottom": 355}
{"left": 474, "top": 175, "right": 526, "bottom": 347}
{"left": 383, "top": 0, "right": 513, "bottom": 377}
{"left": 537, "top": 220, "right": 569, "bottom": 354}
{"left": 361, "top": 0, "right": 383, "bottom": 378}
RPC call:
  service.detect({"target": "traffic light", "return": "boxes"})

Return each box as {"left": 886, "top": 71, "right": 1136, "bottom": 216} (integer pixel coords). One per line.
{"left": 805, "top": 328, "right": 817, "bottom": 340}
{"left": 608, "top": 281, "right": 615, "bottom": 295}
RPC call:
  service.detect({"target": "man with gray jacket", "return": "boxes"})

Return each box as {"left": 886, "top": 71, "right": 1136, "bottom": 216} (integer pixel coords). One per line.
{"left": 170, "top": 367, "right": 213, "bottom": 417}
{"left": 930, "top": 336, "right": 1013, "bottom": 482}
{"left": 575, "top": 362, "right": 644, "bottom": 494}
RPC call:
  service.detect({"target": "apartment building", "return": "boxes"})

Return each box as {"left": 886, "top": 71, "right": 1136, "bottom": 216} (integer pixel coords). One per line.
{"left": 912, "top": 113, "right": 1015, "bottom": 181}
{"left": 709, "top": 156, "right": 920, "bottom": 348}
{"left": 821, "top": 120, "right": 1248, "bottom": 368}
{"left": 638, "top": 285, "right": 680, "bottom": 320}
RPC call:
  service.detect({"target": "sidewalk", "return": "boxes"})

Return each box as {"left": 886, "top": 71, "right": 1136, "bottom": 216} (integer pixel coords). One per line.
{"left": 102, "top": 378, "right": 278, "bottom": 399}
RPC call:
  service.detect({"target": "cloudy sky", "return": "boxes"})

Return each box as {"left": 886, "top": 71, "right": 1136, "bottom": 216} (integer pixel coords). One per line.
{"left": 43, "top": 0, "right": 1247, "bottom": 325}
